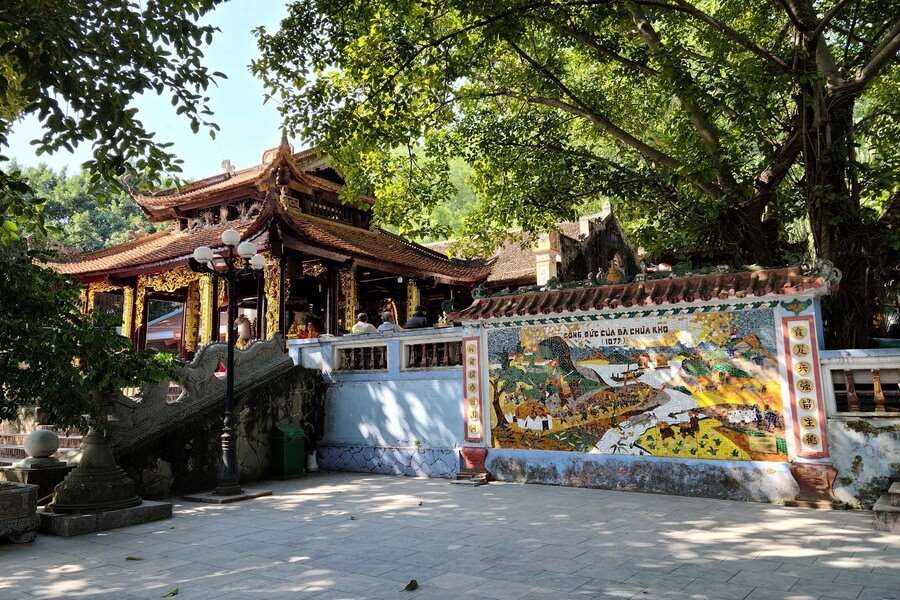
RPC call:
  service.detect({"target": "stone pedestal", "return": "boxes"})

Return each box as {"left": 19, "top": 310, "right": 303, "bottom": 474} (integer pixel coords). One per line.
{"left": 460, "top": 447, "right": 488, "bottom": 471}
{"left": 0, "top": 482, "right": 39, "bottom": 543}
{"left": 39, "top": 500, "right": 172, "bottom": 537}
{"left": 457, "top": 447, "right": 491, "bottom": 483}
{"left": 48, "top": 428, "right": 141, "bottom": 514}
{"left": 181, "top": 488, "right": 272, "bottom": 504}
{"left": 0, "top": 464, "right": 74, "bottom": 505}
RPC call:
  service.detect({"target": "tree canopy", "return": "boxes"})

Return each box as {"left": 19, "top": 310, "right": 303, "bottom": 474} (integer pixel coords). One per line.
{"left": 254, "top": 0, "right": 899, "bottom": 346}
{"left": 0, "top": 0, "right": 225, "bottom": 242}
{"left": 15, "top": 163, "right": 156, "bottom": 251}
{"left": 0, "top": 1, "right": 222, "bottom": 426}
{"left": 0, "top": 246, "right": 171, "bottom": 428}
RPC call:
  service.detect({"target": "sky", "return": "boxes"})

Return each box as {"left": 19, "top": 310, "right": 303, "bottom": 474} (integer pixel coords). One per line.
{"left": 7, "top": 1, "right": 294, "bottom": 180}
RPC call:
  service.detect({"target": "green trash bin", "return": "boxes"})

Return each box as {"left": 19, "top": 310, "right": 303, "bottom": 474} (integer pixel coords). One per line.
{"left": 272, "top": 423, "right": 306, "bottom": 479}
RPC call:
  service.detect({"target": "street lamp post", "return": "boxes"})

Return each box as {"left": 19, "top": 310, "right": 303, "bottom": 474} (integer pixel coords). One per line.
{"left": 190, "top": 229, "right": 265, "bottom": 496}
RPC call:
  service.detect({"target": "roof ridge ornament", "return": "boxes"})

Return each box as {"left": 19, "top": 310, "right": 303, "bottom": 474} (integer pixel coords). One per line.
{"left": 261, "top": 129, "right": 294, "bottom": 164}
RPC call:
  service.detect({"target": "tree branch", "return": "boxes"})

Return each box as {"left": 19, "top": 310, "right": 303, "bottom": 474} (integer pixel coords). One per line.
{"left": 638, "top": 0, "right": 794, "bottom": 73}
{"left": 853, "top": 19, "right": 900, "bottom": 89}
{"left": 502, "top": 38, "right": 725, "bottom": 199}
{"left": 812, "top": 0, "right": 854, "bottom": 41}
{"left": 625, "top": 1, "right": 738, "bottom": 192}
{"left": 750, "top": 122, "right": 801, "bottom": 210}
{"left": 553, "top": 22, "right": 660, "bottom": 77}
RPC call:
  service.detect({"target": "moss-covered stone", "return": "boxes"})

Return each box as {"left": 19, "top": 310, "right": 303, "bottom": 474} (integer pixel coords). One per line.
{"left": 843, "top": 420, "right": 900, "bottom": 435}
{"left": 119, "top": 366, "right": 324, "bottom": 498}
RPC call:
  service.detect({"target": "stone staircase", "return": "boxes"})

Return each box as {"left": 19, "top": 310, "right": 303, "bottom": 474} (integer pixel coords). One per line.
{"left": 108, "top": 335, "right": 293, "bottom": 456}
{"left": 1, "top": 335, "right": 295, "bottom": 466}
{"left": 0, "top": 432, "right": 83, "bottom": 466}
{"left": 874, "top": 482, "right": 900, "bottom": 532}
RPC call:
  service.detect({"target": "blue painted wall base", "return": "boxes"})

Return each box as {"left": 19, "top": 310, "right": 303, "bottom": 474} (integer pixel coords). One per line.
{"left": 317, "top": 445, "right": 459, "bottom": 478}
{"left": 486, "top": 449, "right": 801, "bottom": 503}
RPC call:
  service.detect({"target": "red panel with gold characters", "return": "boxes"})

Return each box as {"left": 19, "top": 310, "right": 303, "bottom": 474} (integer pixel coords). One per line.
{"left": 781, "top": 315, "right": 828, "bottom": 459}
{"left": 463, "top": 336, "right": 483, "bottom": 443}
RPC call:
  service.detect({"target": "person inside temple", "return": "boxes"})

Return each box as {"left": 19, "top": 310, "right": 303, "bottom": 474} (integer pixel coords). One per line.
{"left": 377, "top": 310, "right": 401, "bottom": 333}
{"left": 404, "top": 305, "right": 429, "bottom": 329}
{"left": 351, "top": 312, "right": 379, "bottom": 335}
{"left": 287, "top": 311, "right": 319, "bottom": 339}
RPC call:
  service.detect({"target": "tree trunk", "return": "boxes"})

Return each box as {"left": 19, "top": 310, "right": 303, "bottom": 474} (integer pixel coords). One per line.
{"left": 800, "top": 85, "right": 882, "bottom": 348}
{"left": 716, "top": 200, "right": 777, "bottom": 266}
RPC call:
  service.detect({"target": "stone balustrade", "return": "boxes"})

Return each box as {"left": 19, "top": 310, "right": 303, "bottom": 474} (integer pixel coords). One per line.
{"left": 819, "top": 347, "right": 900, "bottom": 508}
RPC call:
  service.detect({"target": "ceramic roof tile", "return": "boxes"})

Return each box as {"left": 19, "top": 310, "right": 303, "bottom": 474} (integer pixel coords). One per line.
{"left": 451, "top": 267, "right": 828, "bottom": 320}
{"left": 47, "top": 217, "right": 266, "bottom": 278}
{"left": 280, "top": 211, "right": 491, "bottom": 283}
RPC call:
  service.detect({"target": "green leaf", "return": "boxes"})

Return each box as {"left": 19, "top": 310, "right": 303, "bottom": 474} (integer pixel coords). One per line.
{"left": 402, "top": 579, "right": 419, "bottom": 591}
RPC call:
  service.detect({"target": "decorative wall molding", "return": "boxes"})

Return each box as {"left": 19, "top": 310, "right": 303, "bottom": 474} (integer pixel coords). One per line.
{"left": 480, "top": 299, "right": 782, "bottom": 329}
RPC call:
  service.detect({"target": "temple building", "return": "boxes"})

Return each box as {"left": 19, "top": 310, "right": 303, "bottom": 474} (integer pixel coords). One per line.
{"left": 47, "top": 135, "right": 491, "bottom": 357}
{"left": 48, "top": 134, "right": 645, "bottom": 359}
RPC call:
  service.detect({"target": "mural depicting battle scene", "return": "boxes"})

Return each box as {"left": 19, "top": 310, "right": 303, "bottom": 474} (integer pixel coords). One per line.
{"left": 487, "top": 309, "right": 788, "bottom": 461}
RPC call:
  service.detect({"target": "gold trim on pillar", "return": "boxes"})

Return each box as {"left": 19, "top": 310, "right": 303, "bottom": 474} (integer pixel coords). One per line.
{"left": 183, "top": 281, "right": 200, "bottom": 352}
{"left": 134, "top": 268, "right": 202, "bottom": 331}
{"left": 121, "top": 286, "right": 134, "bottom": 338}
{"left": 86, "top": 281, "right": 123, "bottom": 313}
{"left": 198, "top": 274, "right": 215, "bottom": 346}
{"left": 406, "top": 279, "right": 420, "bottom": 321}
{"left": 264, "top": 256, "right": 282, "bottom": 339}
{"left": 134, "top": 285, "right": 147, "bottom": 331}
{"left": 339, "top": 268, "right": 356, "bottom": 333}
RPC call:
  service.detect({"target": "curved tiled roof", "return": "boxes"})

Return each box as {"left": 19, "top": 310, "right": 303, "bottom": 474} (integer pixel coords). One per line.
{"left": 131, "top": 146, "right": 370, "bottom": 218}
{"left": 133, "top": 166, "right": 263, "bottom": 210}
{"left": 47, "top": 216, "right": 268, "bottom": 278}
{"left": 48, "top": 204, "right": 492, "bottom": 284}
{"left": 280, "top": 209, "right": 491, "bottom": 284}
{"left": 451, "top": 267, "right": 828, "bottom": 320}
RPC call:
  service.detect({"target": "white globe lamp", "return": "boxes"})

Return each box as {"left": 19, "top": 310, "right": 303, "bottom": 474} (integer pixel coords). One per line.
{"left": 192, "top": 246, "right": 214, "bottom": 263}
{"left": 237, "top": 241, "right": 257, "bottom": 258}
{"left": 221, "top": 229, "right": 241, "bottom": 247}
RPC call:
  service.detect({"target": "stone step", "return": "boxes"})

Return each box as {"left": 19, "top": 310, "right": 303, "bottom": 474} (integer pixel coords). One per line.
{"left": 889, "top": 482, "right": 900, "bottom": 506}
{"left": 874, "top": 494, "right": 900, "bottom": 532}
{"left": 456, "top": 468, "right": 491, "bottom": 481}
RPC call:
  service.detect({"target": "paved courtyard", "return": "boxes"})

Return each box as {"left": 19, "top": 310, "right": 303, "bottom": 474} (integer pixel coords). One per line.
{"left": 1, "top": 472, "right": 897, "bottom": 600}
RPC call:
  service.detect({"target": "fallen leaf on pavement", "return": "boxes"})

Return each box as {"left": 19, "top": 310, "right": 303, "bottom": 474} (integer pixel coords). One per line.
{"left": 402, "top": 579, "right": 419, "bottom": 591}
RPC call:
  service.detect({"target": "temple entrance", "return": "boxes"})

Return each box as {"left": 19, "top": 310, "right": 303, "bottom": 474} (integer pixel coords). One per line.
{"left": 217, "top": 275, "right": 263, "bottom": 346}
{"left": 356, "top": 268, "right": 407, "bottom": 328}
{"left": 285, "top": 256, "right": 333, "bottom": 337}
{"left": 145, "top": 294, "right": 187, "bottom": 354}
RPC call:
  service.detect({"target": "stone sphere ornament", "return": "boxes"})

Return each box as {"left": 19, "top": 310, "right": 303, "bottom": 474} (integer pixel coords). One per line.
{"left": 24, "top": 429, "right": 59, "bottom": 459}
{"left": 17, "top": 429, "right": 63, "bottom": 468}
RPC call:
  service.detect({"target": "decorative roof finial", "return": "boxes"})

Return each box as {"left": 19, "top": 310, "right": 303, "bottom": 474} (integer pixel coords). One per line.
{"left": 261, "top": 129, "right": 293, "bottom": 164}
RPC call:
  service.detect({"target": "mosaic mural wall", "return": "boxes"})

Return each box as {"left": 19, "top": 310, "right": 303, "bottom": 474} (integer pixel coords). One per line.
{"left": 486, "top": 308, "right": 789, "bottom": 462}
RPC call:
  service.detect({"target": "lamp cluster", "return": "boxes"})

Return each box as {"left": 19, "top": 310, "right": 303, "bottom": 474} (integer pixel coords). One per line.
{"left": 192, "top": 228, "right": 265, "bottom": 270}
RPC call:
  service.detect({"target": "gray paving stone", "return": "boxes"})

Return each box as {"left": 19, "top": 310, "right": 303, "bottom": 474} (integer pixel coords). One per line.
{"left": 788, "top": 580, "right": 863, "bottom": 599}
{"left": 730, "top": 571, "right": 799, "bottom": 591}
{"left": 856, "top": 590, "right": 900, "bottom": 600}
{"left": 2, "top": 473, "right": 898, "bottom": 600}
